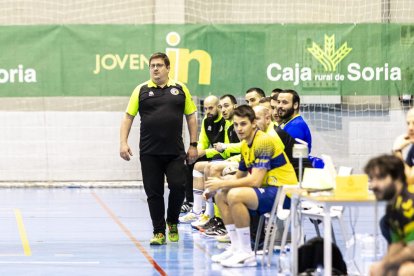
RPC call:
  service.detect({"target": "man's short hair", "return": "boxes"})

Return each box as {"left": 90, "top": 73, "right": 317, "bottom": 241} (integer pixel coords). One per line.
{"left": 364, "top": 154, "right": 407, "bottom": 186}
{"left": 234, "top": 105, "right": 256, "bottom": 122}
{"left": 220, "top": 94, "right": 237, "bottom": 105}
{"left": 259, "top": 96, "right": 271, "bottom": 104}
{"left": 281, "top": 89, "right": 300, "bottom": 107}
{"left": 271, "top": 88, "right": 283, "bottom": 94}
{"left": 245, "top": 87, "right": 266, "bottom": 98}
{"left": 149, "top": 52, "right": 170, "bottom": 67}
{"left": 271, "top": 88, "right": 283, "bottom": 101}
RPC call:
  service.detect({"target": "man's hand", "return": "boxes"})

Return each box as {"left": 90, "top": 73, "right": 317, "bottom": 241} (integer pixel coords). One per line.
{"left": 202, "top": 188, "right": 216, "bottom": 200}
{"left": 120, "top": 143, "right": 133, "bottom": 161}
{"left": 370, "top": 260, "right": 388, "bottom": 276}
{"left": 205, "top": 177, "right": 224, "bottom": 192}
{"left": 213, "top": 143, "right": 227, "bottom": 152}
{"left": 393, "top": 133, "right": 414, "bottom": 152}
{"left": 187, "top": 146, "right": 198, "bottom": 164}
{"left": 197, "top": 149, "right": 206, "bottom": 159}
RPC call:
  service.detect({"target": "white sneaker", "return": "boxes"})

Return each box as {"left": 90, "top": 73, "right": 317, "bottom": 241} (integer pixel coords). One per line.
{"left": 215, "top": 233, "right": 231, "bottom": 243}
{"left": 179, "top": 210, "right": 200, "bottom": 223}
{"left": 191, "top": 213, "right": 210, "bottom": 228}
{"left": 220, "top": 251, "right": 257, "bottom": 267}
{"left": 211, "top": 248, "right": 234, "bottom": 263}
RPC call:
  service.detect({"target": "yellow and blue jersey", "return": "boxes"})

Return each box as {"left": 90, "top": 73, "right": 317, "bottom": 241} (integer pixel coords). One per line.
{"left": 238, "top": 130, "right": 297, "bottom": 187}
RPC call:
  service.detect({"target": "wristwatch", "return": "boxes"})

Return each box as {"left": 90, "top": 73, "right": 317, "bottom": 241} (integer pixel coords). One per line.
{"left": 190, "top": 142, "right": 198, "bottom": 147}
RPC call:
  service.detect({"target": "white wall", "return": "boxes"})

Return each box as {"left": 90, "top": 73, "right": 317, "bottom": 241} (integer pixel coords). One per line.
{"left": 0, "top": 111, "right": 141, "bottom": 181}
{"left": 0, "top": 106, "right": 407, "bottom": 181}
{"left": 310, "top": 109, "right": 407, "bottom": 173}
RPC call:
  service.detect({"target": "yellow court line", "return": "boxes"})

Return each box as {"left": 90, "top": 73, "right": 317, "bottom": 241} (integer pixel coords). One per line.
{"left": 14, "top": 209, "right": 32, "bottom": 256}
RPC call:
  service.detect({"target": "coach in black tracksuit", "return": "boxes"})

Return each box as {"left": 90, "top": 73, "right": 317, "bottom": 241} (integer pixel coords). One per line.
{"left": 120, "top": 52, "right": 198, "bottom": 244}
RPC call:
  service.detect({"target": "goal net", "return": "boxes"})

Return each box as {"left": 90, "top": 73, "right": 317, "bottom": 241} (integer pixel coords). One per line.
{"left": 0, "top": 0, "right": 413, "bottom": 24}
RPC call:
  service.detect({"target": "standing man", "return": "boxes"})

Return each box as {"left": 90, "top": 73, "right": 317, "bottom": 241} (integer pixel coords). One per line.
{"left": 120, "top": 52, "right": 198, "bottom": 245}
{"left": 365, "top": 155, "right": 414, "bottom": 276}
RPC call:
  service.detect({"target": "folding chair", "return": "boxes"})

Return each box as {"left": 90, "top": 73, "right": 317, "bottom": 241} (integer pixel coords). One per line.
{"left": 253, "top": 185, "right": 292, "bottom": 267}
{"left": 253, "top": 185, "right": 282, "bottom": 260}
{"left": 265, "top": 186, "right": 291, "bottom": 267}
{"left": 299, "top": 166, "right": 353, "bottom": 244}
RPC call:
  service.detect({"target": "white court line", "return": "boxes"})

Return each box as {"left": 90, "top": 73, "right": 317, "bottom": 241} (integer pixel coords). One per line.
{"left": 0, "top": 261, "right": 100, "bottom": 265}
{"left": 54, "top": 254, "right": 74, "bottom": 257}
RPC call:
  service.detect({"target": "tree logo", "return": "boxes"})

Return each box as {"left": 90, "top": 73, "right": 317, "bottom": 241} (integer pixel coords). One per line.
{"left": 307, "top": 34, "right": 352, "bottom": 72}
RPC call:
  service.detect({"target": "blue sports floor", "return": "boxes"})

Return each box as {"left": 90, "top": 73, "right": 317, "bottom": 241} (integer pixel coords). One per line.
{"left": 0, "top": 188, "right": 284, "bottom": 276}
{"left": 0, "top": 188, "right": 384, "bottom": 275}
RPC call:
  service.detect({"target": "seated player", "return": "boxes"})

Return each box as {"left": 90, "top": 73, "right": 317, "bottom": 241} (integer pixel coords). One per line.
{"left": 365, "top": 155, "right": 414, "bottom": 276}
{"left": 258, "top": 96, "right": 272, "bottom": 110}
{"left": 180, "top": 95, "right": 226, "bottom": 216}
{"left": 205, "top": 105, "right": 297, "bottom": 268}
{"left": 245, "top": 87, "right": 266, "bottom": 107}
{"left": 181, "top": 94, "right": 240, "bottom": 236}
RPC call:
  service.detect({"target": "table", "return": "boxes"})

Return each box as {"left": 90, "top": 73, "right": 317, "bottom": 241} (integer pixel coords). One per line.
{"left": 287, "top": 188, "right": 381, "bottom": 276}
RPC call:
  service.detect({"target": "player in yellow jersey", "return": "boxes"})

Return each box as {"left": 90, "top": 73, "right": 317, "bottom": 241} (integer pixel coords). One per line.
{"left": 365, "top": 155, "right": 414, "bottom": 275}
{"left": 205, "top": 105, "right": 297, "bottom": 268}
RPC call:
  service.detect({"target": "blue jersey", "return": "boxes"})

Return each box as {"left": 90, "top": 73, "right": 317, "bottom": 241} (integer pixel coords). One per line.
{"left": 281, "top": 115, "right": 312, "bottom": 153}
{"left": 406, "top": 145, "right": 414, "bottom": 167}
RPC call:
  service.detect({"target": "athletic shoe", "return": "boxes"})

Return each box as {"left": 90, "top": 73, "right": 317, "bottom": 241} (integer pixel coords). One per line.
{"left": 197, "top": 217, "right": 221, "bottom": 232}
{"left": 203, "top": 225, "right": 227, "bottom": 237}
{"left": 150, "top": 233, "right": 166, "bottom": 245}
{"left": 221, "top": 251, "right": 257, "bottom": 267}
{"left": 211, "top": 248, "right": 235, "bottom": 263}
{"left": 216, "top": 233, "right": 231, "bottom": 243}
{"left": 251, "top": 239, "right": 264, "bottom": 251}
{"left": 190, "top": 213, "right": 210, "bottom": 229}
{"left": 179, "top": 210, "right": 200, "bottom": 223}
{"left": 203, "top": 220, "right": 227, "bottom": 237}
{"left": 180, "top": 201, "right": 193, "bottom": 213}
{"left": 167, "top": 223, "right": 179, "bottom": 242}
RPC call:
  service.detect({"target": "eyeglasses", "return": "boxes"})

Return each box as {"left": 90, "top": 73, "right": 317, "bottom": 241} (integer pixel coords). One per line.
{"left": 149, "top": 63, "right": 165, "bottom": 69}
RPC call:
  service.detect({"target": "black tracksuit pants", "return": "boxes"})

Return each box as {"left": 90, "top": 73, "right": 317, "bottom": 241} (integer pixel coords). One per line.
{"left": 140, "top": 154, "right": 186, "bottom": 234}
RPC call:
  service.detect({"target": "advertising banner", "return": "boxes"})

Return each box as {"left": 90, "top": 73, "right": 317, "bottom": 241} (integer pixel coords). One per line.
{"left": 0, "top": 24, "right": 413, "bottom": 97}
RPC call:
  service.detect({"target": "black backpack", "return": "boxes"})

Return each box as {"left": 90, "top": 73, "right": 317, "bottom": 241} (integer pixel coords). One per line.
{"left": 298, "top": 237, "right": 347, "bottom": 275}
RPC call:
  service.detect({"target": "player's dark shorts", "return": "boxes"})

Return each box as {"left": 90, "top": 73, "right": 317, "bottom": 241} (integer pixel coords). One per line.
{"left": 250, "top": 186, "right": 291, "bottom": 216}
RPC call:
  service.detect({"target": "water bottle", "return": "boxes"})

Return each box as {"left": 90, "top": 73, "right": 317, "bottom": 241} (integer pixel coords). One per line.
{"left": 315, "top": 265, "right": 324, "bottom": 276}
{"left": 361, "top": 235, "right": 375, "bottom": 275}
{"left": 279, "top": 250, "right": 291, "bottom": 275}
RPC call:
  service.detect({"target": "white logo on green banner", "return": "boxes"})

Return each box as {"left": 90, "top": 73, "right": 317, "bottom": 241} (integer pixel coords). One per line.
{"left": 267, "top": 34, "right": 401, "bottom": 86}
{"left": 307, "top": 34, "right": 352, "bottom": 72}
{"left": 0, "top": 65, "right": 36, "bottom": 84}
